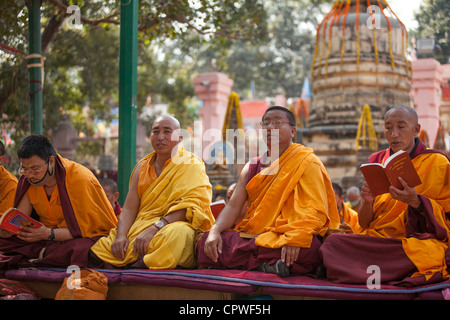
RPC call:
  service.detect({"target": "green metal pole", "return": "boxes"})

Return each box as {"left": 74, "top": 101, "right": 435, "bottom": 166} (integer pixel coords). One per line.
{"left": 118, "top": 0, "right": 138, "bottom": 205}
{"left": 27, "top": 0, "right": 43, "bottom": 134}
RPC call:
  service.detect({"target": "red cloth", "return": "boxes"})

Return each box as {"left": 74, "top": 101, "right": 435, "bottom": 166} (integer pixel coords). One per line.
{"left": 197, "top": 231, "right": 322, "bottom": 275}
{"left": 0, "top": 236, "right": 99, "bottom": 269}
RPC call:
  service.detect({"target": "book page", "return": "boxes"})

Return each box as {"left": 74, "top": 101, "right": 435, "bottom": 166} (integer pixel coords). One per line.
{"left": 384, "top": 152, "right": 422, "bottom": 189}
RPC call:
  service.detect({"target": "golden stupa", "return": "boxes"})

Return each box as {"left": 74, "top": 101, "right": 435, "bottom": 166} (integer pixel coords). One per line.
{"left": 303, "top": 0, "right": 413, "bottom": 187}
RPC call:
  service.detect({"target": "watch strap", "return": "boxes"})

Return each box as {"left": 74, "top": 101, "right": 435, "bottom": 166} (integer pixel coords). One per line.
{"left": 48, "top": 228, "right": 55, "bottom": 241}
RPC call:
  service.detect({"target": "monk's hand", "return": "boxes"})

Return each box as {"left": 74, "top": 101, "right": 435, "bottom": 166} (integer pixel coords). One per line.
{"left": 389, "top": 177, "right": 421, "bottom": 208}
{"left": 361, "top": 182, "right": 375, "bottom": 204}
{"left": 0, "top": 229, "right": 13, "bottom": 239}
{"left": 111, "top": 236, "right": 129, "bottom": 261}
{"left": 203, "top": 230, "right": 222, "bottom": 263}
{"left": 17, "top": 226, "right": 49, "bottom": 242}
{"left": 133, "top": 226, "right": 158, "bottom": 258}
{"left": 281, "top": 245, "right": 300, "bottom": 267}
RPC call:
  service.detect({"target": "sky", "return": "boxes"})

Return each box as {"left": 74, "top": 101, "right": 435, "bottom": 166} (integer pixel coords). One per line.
{"left": 385, "top": 0, "right": 423, "bottom": 30}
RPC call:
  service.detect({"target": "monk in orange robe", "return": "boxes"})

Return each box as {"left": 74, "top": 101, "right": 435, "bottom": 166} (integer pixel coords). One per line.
{"left": 0, "top": 135, "right": 117, "bottom": 269}
{"left": 90, "top": 116, "right": 214, "bottom": 269}
{"left": 331, "top": 182, "right": 359, "bottom": 233}
{"left": 198, "top": 106, "right": 339, "bottom": 277}
{"left": 0, "top": 141, "right": 17, "bottom": 215}
{"left": 321, "top": 106, "right": 450, "bottom": 286}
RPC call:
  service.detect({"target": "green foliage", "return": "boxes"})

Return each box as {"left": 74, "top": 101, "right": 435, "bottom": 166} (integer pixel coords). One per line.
{"left": 0, "top": 0, "right": 334, "bottom": 151}
{"left": 414, "top": 0, "right": 450, "bottom": 64}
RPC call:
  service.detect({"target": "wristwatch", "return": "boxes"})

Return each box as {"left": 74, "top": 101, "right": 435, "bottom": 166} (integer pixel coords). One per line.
{"left": 153, "top": 220, "right": 165, "bottom": 231}
{"left": 48, "top": 228, "right": 55, "bottom": 241}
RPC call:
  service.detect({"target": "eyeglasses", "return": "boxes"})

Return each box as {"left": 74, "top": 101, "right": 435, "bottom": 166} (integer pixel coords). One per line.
{"left": 19, "top": 161, "right": 48, "bottom": 176}
{"left": 260, "top": 120, "right": 295, "bottom": 128}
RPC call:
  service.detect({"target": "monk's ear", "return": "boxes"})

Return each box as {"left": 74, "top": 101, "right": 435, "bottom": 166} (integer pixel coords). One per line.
{"left": 290, "top": 125, "right": 296, "bottom": 138}
{"left": 414, "top": 123, "right": 421, "bottom": 136}
{"left": 48, "top": 155, "right": 55, "bottom": 166}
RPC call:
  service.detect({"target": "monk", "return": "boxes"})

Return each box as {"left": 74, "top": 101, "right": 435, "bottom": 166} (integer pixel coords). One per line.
{"left": 331, "top": 183, "right": 359, "bottom": 233}
{"left": 198, "top": 106, "right": 339, "bottom": 277}
{"left": 0, "top": 141, "right": 17, "bottom": 214}
{"left": 100, "top": 177, "right": 122, "bottom": 217}
{"left": 345, "top": 186, "right": 361, "bottom": 212}
{"left": 90, "top": 115, "right": 214, "bottom": 269}
{"left": 0, "top": 135, "right": 117, "bottom": 269}
{"left": 321, "top": 105, "right": 450, "bottom": 285}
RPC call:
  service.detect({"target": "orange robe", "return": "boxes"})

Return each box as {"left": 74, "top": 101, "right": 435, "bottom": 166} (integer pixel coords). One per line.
{"left": 16, "top": 155, "right": 117, "bottom": 238}
{"left": 0, "top": 166, "right": 17, "bottom": 215}
{"left": 91, "top": 147, "right": 214, "bottom": 269}
{"left": 340, "top": 204, "right": 359, "bottom": 232}
{"left": 197, "top": 143, "right": 339, "bottom": 274}
{"left": 356, "top": 147, "right": 450, "bottom": 280}
{"left": 236, "top": 143, "right": 339, "bottom": 249}
{"left": 0, "top": 155, "right": 117, "bottom": 269}
{"left": 322, "top": 141, "right": 450, "bottom": 284}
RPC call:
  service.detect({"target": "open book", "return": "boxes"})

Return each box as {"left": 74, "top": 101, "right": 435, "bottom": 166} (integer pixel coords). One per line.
{"left": 0, "top": 208, "right": 43, "bottom": 235}
{"left": 360, "top": 150, "right": 422, "bottom": 197}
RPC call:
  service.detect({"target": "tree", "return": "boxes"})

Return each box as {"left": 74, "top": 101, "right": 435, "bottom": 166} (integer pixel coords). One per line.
{"left": 0, "top": 0, "right": 268, "bottom": 135}
{"left": 414, "top": 0, "right": 450, "bottom": 64}
{"left": 178, "top": 0, "right": 332, "bottom": 100}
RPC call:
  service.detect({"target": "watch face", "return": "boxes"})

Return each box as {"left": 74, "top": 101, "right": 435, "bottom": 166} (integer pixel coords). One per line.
{"left": 155, "top": 220, "right": 164, "bottom": 228}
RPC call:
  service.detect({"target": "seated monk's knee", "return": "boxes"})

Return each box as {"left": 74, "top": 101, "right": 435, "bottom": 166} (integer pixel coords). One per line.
{"left": 143, "top": 221, "right": 197, "bottom": 269}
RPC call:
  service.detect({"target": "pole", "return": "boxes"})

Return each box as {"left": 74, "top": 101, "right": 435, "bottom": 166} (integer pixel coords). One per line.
{"left": 117, "top": 0, "right": 138, "bottom": 205}
{"left": 27, "top": 0, "right": 43, "bottom": 134}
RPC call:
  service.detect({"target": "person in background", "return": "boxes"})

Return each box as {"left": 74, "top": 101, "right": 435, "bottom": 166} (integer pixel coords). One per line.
{"left": 0, "top": 140, "right": 17, "bottom": 215}
{"left": 100, "top": 178, "right": 121, "bottom": 217}
{"left": 345, "top": 186, "right": 361, "bottom": 212}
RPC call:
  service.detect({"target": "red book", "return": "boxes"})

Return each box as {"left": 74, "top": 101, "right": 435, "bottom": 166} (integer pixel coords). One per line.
{"left": 360, "top": 150, "right": 422, "bottom": 197}
{"left": 0, "top": 208, "right": 43, "bottom": 235}
{"left": 210, "top": 199, "right": 226, "bottom": 219}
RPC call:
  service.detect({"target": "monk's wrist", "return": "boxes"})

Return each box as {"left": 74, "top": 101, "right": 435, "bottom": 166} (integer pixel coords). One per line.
{"left": 410, "top": 197, "right": 423, "bottom": 211}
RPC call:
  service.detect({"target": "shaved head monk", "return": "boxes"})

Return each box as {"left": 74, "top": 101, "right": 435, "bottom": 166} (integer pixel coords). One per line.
{"left": 0, "top": 135, "right": 117, "bottom": 268}
{"left": 197, "top": 106, "right": 339, "bottom": 277}
{"left": 321, "top": 105, "right": 450, "bottom": 285}
{"left": 90, "top": 115, "right": 214, "bottom": 269}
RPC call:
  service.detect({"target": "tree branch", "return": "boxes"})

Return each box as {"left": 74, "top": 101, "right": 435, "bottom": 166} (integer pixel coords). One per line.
{"left": 47, "top": 0, "right": 120, "bottom": 26}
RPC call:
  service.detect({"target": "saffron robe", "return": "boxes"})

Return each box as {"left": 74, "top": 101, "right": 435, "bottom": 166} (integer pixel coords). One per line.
{"left": 197, "top": 144, "right": 339, "bottom": 274}
{"left": 321, "top": 140, "right": 450, "bottom": 284}
{"left": 236, "top": 143, "right": 339, "bottom": 248}
{"left": 0, "top": 155, "right": 117, "bottom": 268}
{"left": 91, "top": 147, "right": 214, "bottom": 269}
{"left": 340, "top": 204, "right": 360, "bottom": 232}
{"left": 0, "top": 166, "right": 17, "bottom": 215}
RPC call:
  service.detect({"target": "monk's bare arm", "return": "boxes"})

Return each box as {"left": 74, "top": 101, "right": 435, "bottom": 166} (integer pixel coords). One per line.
{"left": 163, "top": 209, "right": 187, "bottom": 223}
{"left": 358, "top": 182, "right": 375, "bottom": 229}
{"left": 116, "top": 162, "right": 141, "bottom": 240}
{"left": 212, "top": 162, "right": 249, "bottom": 233}
{"left": 203, "top": 162, "right": 249, "bottom": 262}
{"left": 14, "top": 193, "right": 73, "bottom": 242}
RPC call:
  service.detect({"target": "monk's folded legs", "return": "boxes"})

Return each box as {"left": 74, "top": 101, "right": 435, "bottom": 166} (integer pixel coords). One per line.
{"left": 142, "top": 221, "right": 197, "bottom": 269}
{"left": 197, "top": 231, "right": 322, "bottom": 276}
{"left": 90, "top": 221, "right": 197, "bottom": 269}
{"left": 320, "top": 233, "right": 417, "bottom": 284}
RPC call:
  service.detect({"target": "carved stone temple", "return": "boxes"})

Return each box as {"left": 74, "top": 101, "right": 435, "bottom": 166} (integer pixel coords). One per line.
{"left": 302, "top": 0, "right": 413, "bottom": 188}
